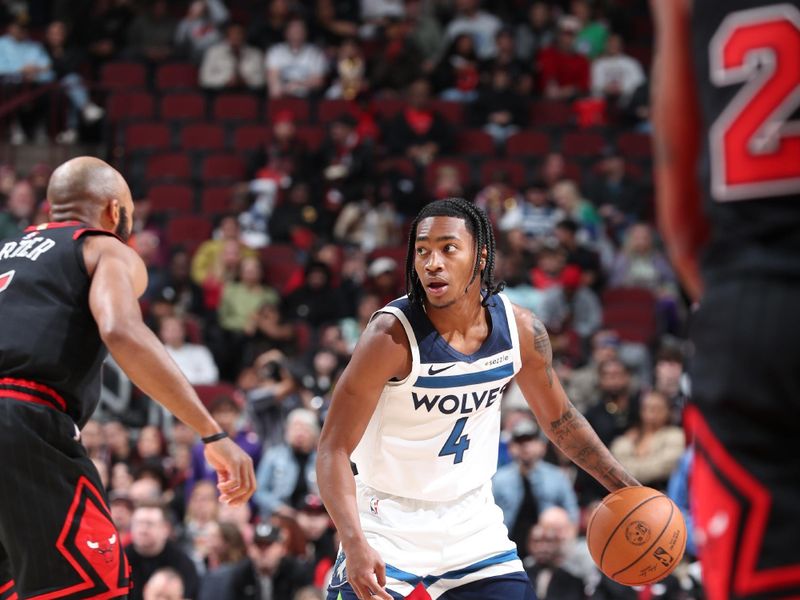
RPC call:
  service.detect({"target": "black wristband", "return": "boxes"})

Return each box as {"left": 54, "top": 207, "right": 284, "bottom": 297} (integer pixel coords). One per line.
{"left": 202, "top": 431, "right": 229, "bottom": 444}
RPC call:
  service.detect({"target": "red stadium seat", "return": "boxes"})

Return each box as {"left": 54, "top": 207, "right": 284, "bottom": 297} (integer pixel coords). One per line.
{"left": 201, "top": 154, "right": 246, "bottom": 182}
{"left": 166, "top": 215, "right": 213, "bottom": 245}
{"left": 602, "top": 287, "right": 658, "bottom": 344}
{"left": 145, "top": 153, "right": 191, "bottom": 182}
{"left": 213, "top": 94, "right": 260, "bottom": 121}
{"left": 101, "top": 62, "right": 147, "bottom": 90}
{"left": 155, "top": 62, "right": 199, "bottom": 90}
{"left": 107, "top": 91, "right": 155, "bottom": 122}
{"left": 180, "top": 123, "right": 226, "bottom": 151}
{"left": 194, "top": 383, "right": 238, "bottom": 408}
{"left": 233, "top": 124, "right": 271, "bottom": 150}
{"left": 317, "top": 99, "right": 360, "bottom": 123}
{"left": 377, "top": 157, "right": 417, "bottom": 179}
{"left": 479, "top": 159, "right": 526, "bottom": 188}
{"left": 529, "top": 101, "right": 573, "bottom": 128}
{"left": 201, "top": 186, "right": 234, "bottom": 214}
{"left": 506, "top": 130, "right": 551, "bottom": 158}
{"left": 147, "top": 184, "right": 193, "bottom": 214}
{"left": 561, "top": 131, "right": 607, "bottom": 159}
{"left": 266, "top": 98, "right": 310, "bottom": 123}
{"left": 429, "top": 100, "right": 464, "bottom": 125}
{"left": 295, "top": 125, "right": 325, "bottom": 152}
{"left": 160, "top": 93, "right": 206, "bottom": 121}
{"left": 616, "top": 132, "right": 653, "bottom": 160}
{"left": 125, "top": 123, "right": 170, "bottom": 152}
{"left": 455, "top": 129, "right": 496, "bottom": 157}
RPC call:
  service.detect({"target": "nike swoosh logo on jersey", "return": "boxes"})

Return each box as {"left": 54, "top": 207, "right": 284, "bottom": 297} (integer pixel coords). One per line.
{"left": 427, "top": 364, "right": 455, "bottom": 375}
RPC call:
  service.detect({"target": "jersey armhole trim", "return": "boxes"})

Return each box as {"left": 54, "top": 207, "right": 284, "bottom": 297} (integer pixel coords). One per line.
{"left": 499, "top": 293, "right": 523, "bottom": 373}
{"left": 370, "top": 306, "right": 419, "bottom": 387}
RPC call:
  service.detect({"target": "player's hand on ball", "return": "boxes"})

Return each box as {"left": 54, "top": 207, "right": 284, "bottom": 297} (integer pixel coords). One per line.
{"left": 345, "top": 541, "right": 393, "bottom": 600}
{"left": 203, "top": 437, "right": 256, "bottom": 506}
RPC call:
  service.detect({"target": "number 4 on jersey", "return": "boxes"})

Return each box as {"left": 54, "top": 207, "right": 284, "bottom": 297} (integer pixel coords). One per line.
{"left": 439, "top": 416, "right": 471, "bottom": 464}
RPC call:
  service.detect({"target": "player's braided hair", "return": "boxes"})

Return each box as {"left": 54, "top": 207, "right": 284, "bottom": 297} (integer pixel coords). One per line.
{"left": 405, "top": 198, "right": 504, "bottom": 309}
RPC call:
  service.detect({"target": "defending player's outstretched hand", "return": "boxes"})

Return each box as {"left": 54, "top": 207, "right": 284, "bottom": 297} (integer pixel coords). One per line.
{"left": 203, "top": 437, "right": 256, "bottom": 506}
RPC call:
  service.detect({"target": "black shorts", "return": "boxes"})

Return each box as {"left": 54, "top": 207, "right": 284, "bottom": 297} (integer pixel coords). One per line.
{"left": 689, "top": 278, "right": 800, "bottom": 600}
{"left": 0, "top": 387, "right": 130, "bottom": 599}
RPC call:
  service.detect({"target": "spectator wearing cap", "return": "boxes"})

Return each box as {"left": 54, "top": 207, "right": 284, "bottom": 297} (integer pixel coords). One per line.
{"left": 255, "top": 408, "right": 320, "bottom": 519}
{"left": 536, "top": 16, "right": 590, "bottom": 100}
{"left": 365, "top": 256, "right": 402, "bottom": 306}
{"left": 265, "top": 16, "right": 327, "bottom": 98}
{"left": 538, "top": 264, "right": 603, "bottom": 360}
{"left": 126, "top": 501, "right": 199, "bottom": 600}
{"left": 493, "top": 420, "right": 580, "bottom": 557}
{"left": 197, "top": 522, "right": 314, "bottom": 600}
{"left": 200, "top": 22, "right": 265, "bottom": 90}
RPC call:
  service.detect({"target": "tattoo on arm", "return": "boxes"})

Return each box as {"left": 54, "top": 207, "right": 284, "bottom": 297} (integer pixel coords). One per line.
{"left": 549, "top": 406, "right": 640, "bottom": 491}
{"left": 532, "top": 317, "right": 553, "bottom": 387}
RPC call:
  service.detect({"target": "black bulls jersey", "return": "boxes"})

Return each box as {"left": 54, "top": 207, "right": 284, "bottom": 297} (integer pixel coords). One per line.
{"left": 0, "top": 222, "right": 118, "bottom": 428}
{"left": 691, "top": 0, "right": 800, "bottom": 280}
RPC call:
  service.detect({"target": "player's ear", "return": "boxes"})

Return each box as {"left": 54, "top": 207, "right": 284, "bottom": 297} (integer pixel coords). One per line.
{"left": 479, "top": 247, "right": 487, "bottom": 270}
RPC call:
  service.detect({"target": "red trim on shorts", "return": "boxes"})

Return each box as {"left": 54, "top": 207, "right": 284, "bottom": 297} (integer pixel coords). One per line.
{"left": 7, "top": 593, "right": 17, "bottom": 600}
{"left": 686, "top": 405, "right": 800, "bottom": 596}
{"left": 0, "top": 581, "right": 14, "bottom": 595}
{"left": 24, "top": 221, "right": 83, "bottom": 233}
{"left": 0, "top": 378, "right": 66, "bottom": 411}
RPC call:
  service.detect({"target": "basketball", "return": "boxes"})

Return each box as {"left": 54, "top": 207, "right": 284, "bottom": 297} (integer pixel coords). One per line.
{"left": 587, "top": 486, "right": 686, "bottom": 586}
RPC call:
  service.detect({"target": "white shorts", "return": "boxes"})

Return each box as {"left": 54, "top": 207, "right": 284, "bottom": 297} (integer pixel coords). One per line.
{"left": 331, "top": 478, "right": 524, "bottom": 599}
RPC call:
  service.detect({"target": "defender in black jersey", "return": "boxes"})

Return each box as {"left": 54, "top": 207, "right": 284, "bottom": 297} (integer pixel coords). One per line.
{"left": 653, "top": 2, "right": 800, "bottom": 599}
{"left": 0, "top": 157, "right": 256, "bottom": 599}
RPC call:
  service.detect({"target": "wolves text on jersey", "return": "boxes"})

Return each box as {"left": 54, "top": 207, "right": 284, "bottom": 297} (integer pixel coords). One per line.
{"left": 412, "top": 383, "right": 509, "bottom": 415}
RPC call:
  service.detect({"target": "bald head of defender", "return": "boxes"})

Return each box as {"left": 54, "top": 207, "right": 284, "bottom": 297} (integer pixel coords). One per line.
{"left": 47, "top": 156, "right": 134, "bottom": 242}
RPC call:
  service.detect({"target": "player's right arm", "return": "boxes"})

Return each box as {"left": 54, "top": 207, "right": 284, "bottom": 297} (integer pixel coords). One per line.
{"left": 651, "top": 0, "right": 709, "bottom": 302}
{"left": 84, "top": 235, "right": 255, "bottom": 506}
{"left": 317, "top": 312, "right": 411, "bottom": 600}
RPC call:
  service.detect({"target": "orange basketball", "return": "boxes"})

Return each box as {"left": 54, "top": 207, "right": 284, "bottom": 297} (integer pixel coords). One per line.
{"left": 586, "top": 486, "right": 686, "bottom": 586}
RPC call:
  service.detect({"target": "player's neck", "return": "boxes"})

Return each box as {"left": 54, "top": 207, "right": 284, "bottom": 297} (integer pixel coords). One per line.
{"left": 423, "top": 291, "right": 487, "bottom": 337}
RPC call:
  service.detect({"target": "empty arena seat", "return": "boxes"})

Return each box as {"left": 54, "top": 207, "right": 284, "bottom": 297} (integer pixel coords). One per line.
{"left": 125, "top": 122, "right": 170, "bottom": 152}
{"left": 428, "top": 100, "right": 464, "bottom": 125}
{"left": 160, "top": 93, "right": 206, "bottom": 121}
{"left": 213, "top": 94, "right": 260, "bottom": 121}
{"left": 107, "top": 91, "right": 155, "bottom": 122}
{"left": 455, "top": 129, "right": 496, "bottom": 157}
{"left": 266, "top": 98, "right": 310, "bottom": 123}
{"left": 506, "top": 130, "right": 551, "bottom": 158}
{"left": 166, "top": 215, "right": 213, "bottom": 245}
{"left": 155, "top": 62, "right": 199, "bottom": 90}
{"left": 616, "top": 132, "right": 653, "bottom": 159}
{"left": 233, "top": 124, "right": 271, "bottom": 150}
{"left": 561, "top": 131, "right": 607, "bottom": 159}
{"left": 180, "top": 123, "right": 226, "bottom": 151}
{"left": 529, "top": 100, "right": 573, "bottom": 128}
{"left": 145, "top": 153, "right": 191, "bottom": 182}
{"left": 101, "top": 62, "right": 147, "bottom": 90}
{"left": 201, "top": 186, "right": 234, "bottom": 214}
{"left": 201, "top": 154, "right": 247, "bottom": 182}
{"left": 479, "top": 159, "right": 527, "bottom": 188}
{"left": 317, "top": 99, "right": 360, "bottom": 123}
{"left": 147, "top": 184, "right": 193, "bottom": 214}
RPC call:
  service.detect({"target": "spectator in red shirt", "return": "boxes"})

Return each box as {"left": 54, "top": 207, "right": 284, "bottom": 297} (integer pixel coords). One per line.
{"left": 536, "top": 16, "right": 589, "bottom": 100}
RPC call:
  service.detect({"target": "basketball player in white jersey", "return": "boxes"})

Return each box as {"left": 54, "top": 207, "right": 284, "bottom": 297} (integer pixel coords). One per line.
{"left": 317, "top": 198, "right": 640, "bottom": 600}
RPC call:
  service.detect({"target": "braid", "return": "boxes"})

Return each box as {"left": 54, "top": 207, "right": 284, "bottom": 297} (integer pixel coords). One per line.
{"left": 405, "top": 198, "right": 504, "bottom": 309}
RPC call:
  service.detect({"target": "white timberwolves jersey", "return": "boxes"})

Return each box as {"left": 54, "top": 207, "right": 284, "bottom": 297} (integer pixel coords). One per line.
{"left": 351, "top": 293, "right": 522, "bottom": 502}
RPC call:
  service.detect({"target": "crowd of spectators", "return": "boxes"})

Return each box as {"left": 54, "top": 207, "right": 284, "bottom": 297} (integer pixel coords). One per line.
{"left": 0, "top": 0, "right": 703, "bottom": 598}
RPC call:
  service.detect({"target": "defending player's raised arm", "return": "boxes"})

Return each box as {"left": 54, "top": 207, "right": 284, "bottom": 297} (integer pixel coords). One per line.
{"left": 317, "top": 312, "right": 410, "bottom": 600}
{"left": 651, "top": 0, "right": 708, "bottom": 302}
{"left": 513, "top": 305, "right": 640, "bottom": 492}
{"left": 85, "top": 235, "right": 255, "bottom": 506}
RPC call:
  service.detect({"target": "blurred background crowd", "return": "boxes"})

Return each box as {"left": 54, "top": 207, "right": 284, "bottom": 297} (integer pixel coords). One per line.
{"left": 0, "top": 0, "right": 701, "bottom": 598}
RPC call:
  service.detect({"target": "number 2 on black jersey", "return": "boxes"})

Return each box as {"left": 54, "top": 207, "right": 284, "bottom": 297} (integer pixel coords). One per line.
{"left": 709, "top": 4, "right": 800, "bottom": 201}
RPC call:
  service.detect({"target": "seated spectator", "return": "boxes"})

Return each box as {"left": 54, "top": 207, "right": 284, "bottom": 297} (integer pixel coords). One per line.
{"left": 551, "top": 180, "right": 601, "bottom": 240}
{"left": 339, "top": 293, "right": 382, "bottom": 353}
{"left": 126, "top": 501, "right": 199, "bottom": 600}
{"left": 182, "top": 480, "right": 220, "bottom": 568}
{"left": 132, "top": 425, "right": 170, "bottom": 473}
{"left": 255, "top": 408, "right": 320, "bottom": 518}
{"left": 191, "top": 215, "right": 258, "bottom": 286}
{"left": 126, "top": 0, "right": 177, "bottom": 62}
{"left": 314, "top": 0, "right": 360, "bottom": 47}
{"left": 80, "top": 0, "right": 136, "bottom": 65}
{"left": 199, "top": 22, "right": 265, "bottom": 90}
{"left": 143, "top": 568, "right": 185, "bottom": 600}
{"left": 385, "top": 78, "right": 453, "bottom": 167}
{"left": 248, "top": 109, "right": 310, "bottom": 182}
{"left": 539, "top": 152, "right": 568, "bottom": 189}
{"left": 537, "top": 506, "right": 599, "bottom": 593}
{"left": 493, "top": 420, "right": 580, "bottom": 557}
{"left": 294, "top": 494, "right": 337, "bottom": 589}
{"left": 243, "top": 349, "right": 302, "bottom": 447}
{"left": 500, "top": 181, "right": 563, "bottom": 245}
{"left": 325, "top": 37, "right": 368, "bottom": 100}
{"left": 443, "top": 0, "right": 502, "bottom": 60}
{"left": 110, "top": 492, "right": 135, "bottom": 547}
{"left": 564, "top": 330, "right": 621, "bottom": 414}
{"left": 554, "top": 218, "right": 603, "bottom": 290}
{"left": 282, "top": 262, "right": 344, "bottom": 329}
{"left": 159, "top": 315, "right": 219, "bottom": 385}
{"left": 369, "top": 14, "right": 425, "bottom": 92}
{"left": 318, "top": 114, "right": 373, "bottom": 206}
{"left": 432, "top": 33, "right": 481, "bottom": 102}
{"left": 219, "top": 256, "right": 279, "bottom": 334}
{"left": 473, "top": 66, "right": 526, "bottom": 145}
{"left": 571, "top": 0, "right": 608, "bottom": 59}
{"left": 610, "top": 390, "right": 685, "bottom": 490}
{"left": 537, "top": 16, "right": 590, "bottom": 100}
{"left": 364, "top": 257, "right": 403, "bottom": 306}
{"left": 247, "top": 0, "right": 292, "bottom": 50}
{"left": 524, "top": 523, "right": 586, "bottom": 600}
{"left": 148, "top": 248, "right": 206, "bottom": 320}
{"left": 530, "top": 247, "right": 568, "bottom": 291}
{"left": 189, "top": 395, "right": 262, "bottom": 495}
{"left": 268, "top": 181, "right": 334, "bottom": 245}
{"left": 515, "top": 2, "right": 554, "bottom": 62}
{"left": 653, "top": 345, "right": 688, "bottom": 423}
{"left": 105, "top": 419, "right": 134, "bottom": 467}
{"left": 405, "top": 0, "right": 443, "bottom": 69}
{"left": 481, "top": 26, "right": 532, "bottom": 94}
{"left": 591, "top": 34, "right": 645, "bottom": 108}
{"left": 0, "top": 18, "right": 53, "bottom": 144}
{"left": 587, "top": 152, "right": 646, "bottom": 242}
{"left": 174, "top": 0, "right": 228, "bottom": 62}
{"left": 266, "top": 17, "right": 327, "bottom": 98}
{"left": 80, "top": 418, "right": 107, "bottom": 462}
{"left": 0, "top": 179, "right": 37, "bottom": 238}
{"left": 43, "top": 21, "right": 104, "bottom": 145}
{"left": 333, "top": 184, "right": 400, "bottom": 252}
{"left": 242, "top": 303, "right": 296, "bottom": 366}
{"left": 197, "top": 521, "right": 314, "bottom": 600}
{"left": 203, "top": 521, "right": 248, "bottom": 571}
